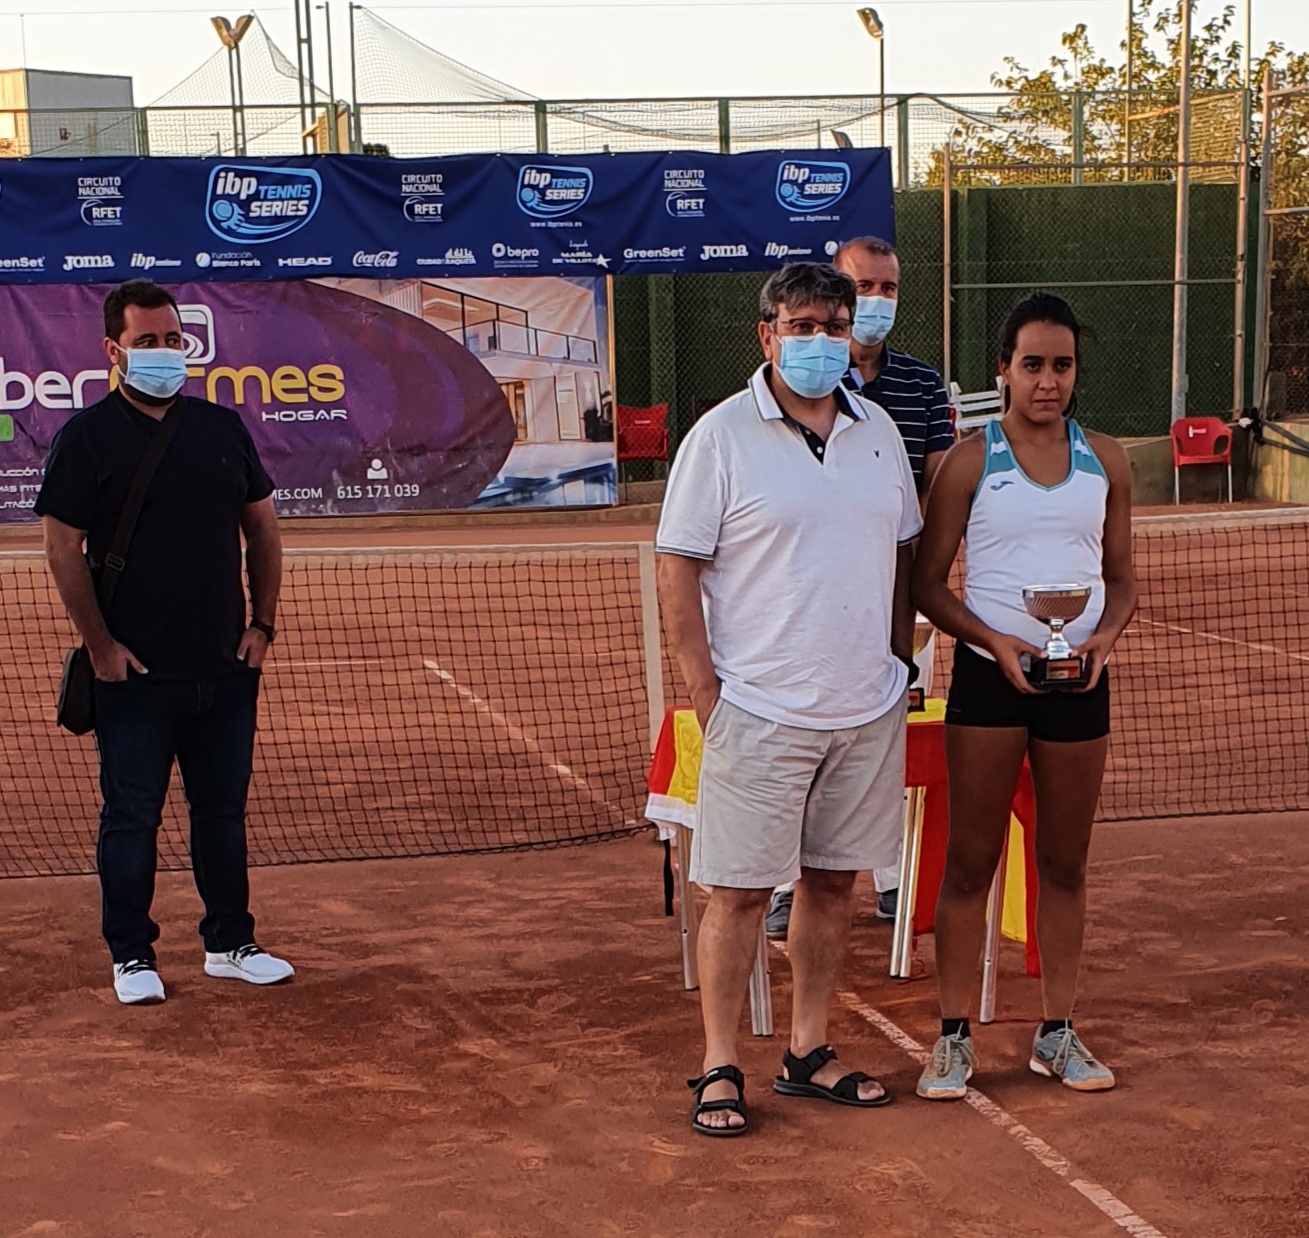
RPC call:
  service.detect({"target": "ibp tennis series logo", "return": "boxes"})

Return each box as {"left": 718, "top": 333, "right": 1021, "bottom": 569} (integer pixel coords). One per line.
{"left": 206, "top": 165, "right": 322, "bottom": 244}
{"left": 776, "top": 160, "right": 851, "bottom": 213}
{"left": 517, "top": 165, "right": 593, "bottom": 220}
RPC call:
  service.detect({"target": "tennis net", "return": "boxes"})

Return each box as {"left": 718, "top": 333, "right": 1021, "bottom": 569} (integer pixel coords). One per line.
{"left": 1, "top": 510, "right": 1307, "bottom": 879}
{"left": 0, "top": 543, "right": 659, "bottom": 878}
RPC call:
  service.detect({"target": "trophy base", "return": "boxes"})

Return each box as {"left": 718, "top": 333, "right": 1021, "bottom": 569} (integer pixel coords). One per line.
{"left": 1025, "top": 656, "right": 1087, "bottom": 692}
{"left": 907, "top": 686, "right": 926, "bottom": 713}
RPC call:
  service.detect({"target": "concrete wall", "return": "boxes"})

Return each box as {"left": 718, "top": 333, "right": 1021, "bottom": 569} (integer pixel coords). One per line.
{"left": 1250, "top": 423, "right": 1309, "bottom": 505}
{"left": 1, "top": 69, "right": 138, "bottom": 156}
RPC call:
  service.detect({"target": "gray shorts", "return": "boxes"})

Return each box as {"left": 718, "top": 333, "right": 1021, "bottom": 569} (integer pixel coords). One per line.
{"left": 689, "top": 696, "right": 906, "bottom": 889}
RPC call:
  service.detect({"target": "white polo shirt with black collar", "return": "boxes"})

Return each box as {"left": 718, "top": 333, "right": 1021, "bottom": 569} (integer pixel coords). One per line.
{"left": 656, "top": 364, "right": 923, "bottom": 731}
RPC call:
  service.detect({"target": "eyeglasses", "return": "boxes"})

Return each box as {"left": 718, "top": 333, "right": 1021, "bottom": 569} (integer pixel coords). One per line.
{"left": 772, "top": 316, "right": 853, "bottom": 340}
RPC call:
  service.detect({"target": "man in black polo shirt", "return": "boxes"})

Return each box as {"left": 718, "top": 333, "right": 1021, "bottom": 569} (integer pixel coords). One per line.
{"left": 36, "top": 280, "right": 293, "bottom": 1005}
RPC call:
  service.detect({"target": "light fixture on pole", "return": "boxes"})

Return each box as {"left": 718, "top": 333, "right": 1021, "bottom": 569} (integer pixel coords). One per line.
{"left": 211, "top": 14, "right": 254, "bottom": 157}
{"left": 857, "top": 8, "right": 886, "bottom": 149}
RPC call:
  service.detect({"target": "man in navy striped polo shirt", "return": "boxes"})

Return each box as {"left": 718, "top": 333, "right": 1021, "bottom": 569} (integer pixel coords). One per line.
{"left": 835, "top": 236, "right": 955, "bottom": 496}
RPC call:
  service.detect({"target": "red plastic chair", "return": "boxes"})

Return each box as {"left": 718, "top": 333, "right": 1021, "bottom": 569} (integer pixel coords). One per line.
{"left": 1171, "top": 416, "right": 1232, "bottom": 504}
{"left": 615, "top": 402, "right": 669, "bottom": 464}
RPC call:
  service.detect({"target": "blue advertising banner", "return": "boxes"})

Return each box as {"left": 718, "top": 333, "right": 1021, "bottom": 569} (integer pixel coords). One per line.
{"left": 0, "top": 149, "right": 894, "bottom": 284}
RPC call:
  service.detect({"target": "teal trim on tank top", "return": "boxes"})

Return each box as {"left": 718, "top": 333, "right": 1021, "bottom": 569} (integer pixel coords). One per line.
{"left": 979, "top": 417, "right": 1105, "bottom": 495}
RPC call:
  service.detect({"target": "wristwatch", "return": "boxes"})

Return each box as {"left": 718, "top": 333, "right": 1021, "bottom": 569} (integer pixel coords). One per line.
{"left": 249, "top": 620, "right": 277, "bottom": 643}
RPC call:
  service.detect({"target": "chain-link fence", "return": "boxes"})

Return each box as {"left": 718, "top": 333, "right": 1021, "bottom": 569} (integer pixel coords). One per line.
{"left": 2, "top": 89, "right": 1245, "bottom": 181}
{"left": 943, "top": 157, "right": 1247, "bottom": 438}
{"left": 1259, "top": 84, "right": 1309, "bottom": 419}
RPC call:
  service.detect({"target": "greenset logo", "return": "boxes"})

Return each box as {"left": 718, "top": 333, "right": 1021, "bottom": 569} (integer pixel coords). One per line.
{"left": 0, "top": 415, "right": 13, "bottom": 443}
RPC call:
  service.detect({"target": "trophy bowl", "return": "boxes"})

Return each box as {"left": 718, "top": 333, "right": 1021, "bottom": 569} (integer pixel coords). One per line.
{"left": 1021, "top": 585, "right": 1092, "bottom": 690}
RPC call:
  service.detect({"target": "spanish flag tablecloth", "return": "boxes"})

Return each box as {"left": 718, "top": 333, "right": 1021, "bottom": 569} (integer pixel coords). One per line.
{"left": 645, "top": 699, "right": 1041, "bottom": 978}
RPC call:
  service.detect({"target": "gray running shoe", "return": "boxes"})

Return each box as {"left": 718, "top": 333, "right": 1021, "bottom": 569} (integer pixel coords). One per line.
{"left": 916, "top": 1033, "right": 975, "bottom": 1101}
{"left": 765, "top": 889, "right": 793, "bottom": 940}
{"left": 1029, "top": 1026, "right": 1116, "bottom": 1092}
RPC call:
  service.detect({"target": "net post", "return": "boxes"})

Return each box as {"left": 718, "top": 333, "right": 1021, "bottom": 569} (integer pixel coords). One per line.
{"left": 638, "top": 543, "right": 665, "bottom": 753}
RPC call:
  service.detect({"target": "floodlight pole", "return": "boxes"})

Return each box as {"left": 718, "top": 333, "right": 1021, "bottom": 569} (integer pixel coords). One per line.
{"left": 857, "top": 8, "right": 886, "bottom": 148}
{"left": 1170, "top": 0, "right": 1193, "bottom": 425}
{"left": 349, "top": 2, "right": 360, "bottom": 151}
{"left": 318, "top": 2, "right": 338, "bottom": 151}
{"left": 212, "top": 16, "right": 253, "bottom": 156}
{"left": 1232, "top": 0, "right": 1253, "bottom": 416}
{"left": 878, "top": 35, "right": 885, "bottom": 147}
{"left": 1124, "top": 0, "right": 1133, "bottom": 177}
{"left": 225, "top": 37, "right": 239, "bottom": 156}
{"left": 294, "top": 0, "right": 317, "bottom": 153}
{"left": 1251, "top": 68, "right": 1274, "bottom": 415}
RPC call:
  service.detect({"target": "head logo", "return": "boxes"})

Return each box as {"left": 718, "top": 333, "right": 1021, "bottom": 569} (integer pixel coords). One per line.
{"left": 517, "top": 165, "right": 593, "bottom": 220}
{"left": 776, "top": 161, "right": 851, "bottom": 213}
{"left": 206, "top": 165, "right": 322, "bottom": 244}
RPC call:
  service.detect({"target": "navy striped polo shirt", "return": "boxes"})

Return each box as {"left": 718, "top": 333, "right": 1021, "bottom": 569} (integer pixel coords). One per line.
{"left": 841, "top": 346, "right": 955, "bottom": 486}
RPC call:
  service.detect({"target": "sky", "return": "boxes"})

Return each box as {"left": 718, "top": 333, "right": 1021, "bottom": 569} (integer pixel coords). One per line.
{"left": 0, "top": 0, "right": 1306, "bottom": 106}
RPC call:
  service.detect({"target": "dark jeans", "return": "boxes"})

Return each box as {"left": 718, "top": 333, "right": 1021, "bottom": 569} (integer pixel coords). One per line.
{"left": 93, "top": 669, "right": 260, "bottom": 964}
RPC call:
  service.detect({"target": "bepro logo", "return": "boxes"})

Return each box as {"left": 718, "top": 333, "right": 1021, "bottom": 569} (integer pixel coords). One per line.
{"left": 206, "top": 165, "right": 322, "bottom": 244}
{"left": 776, "top": 161, "right": 851, "bottom": 213}
{"left": 517, "top": 165, "right": 592, "bottom": 219}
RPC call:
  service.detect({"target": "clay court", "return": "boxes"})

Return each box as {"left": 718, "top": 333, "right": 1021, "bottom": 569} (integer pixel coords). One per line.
{"left": 2, "top": 506, "right": 1308, "bottom": 1237}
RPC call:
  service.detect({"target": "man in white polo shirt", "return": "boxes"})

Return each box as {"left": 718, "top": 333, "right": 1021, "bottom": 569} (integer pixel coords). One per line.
{"left": 658, "top": 263, "right": 922, "bottom": 1136}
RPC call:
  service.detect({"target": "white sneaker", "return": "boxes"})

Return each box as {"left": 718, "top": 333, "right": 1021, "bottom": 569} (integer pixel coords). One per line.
{"left": 113, "top": 959, "right": 165, "bottom": 1005}
{"left": 204, "top": 943, "right": 294, "bottom": 985}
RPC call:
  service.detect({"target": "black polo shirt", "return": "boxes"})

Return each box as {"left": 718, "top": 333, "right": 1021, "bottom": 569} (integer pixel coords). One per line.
{"left": 35, "top": 391, "right": 274, "bottom": 680}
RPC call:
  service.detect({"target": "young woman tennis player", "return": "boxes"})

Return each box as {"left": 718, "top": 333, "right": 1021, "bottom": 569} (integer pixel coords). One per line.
{"left": 911, "top": 293, "right": 1137, "bottom": 1099}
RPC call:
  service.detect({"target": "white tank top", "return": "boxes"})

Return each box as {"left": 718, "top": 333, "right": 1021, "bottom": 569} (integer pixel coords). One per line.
{"left": 964, "top": 418, "right": 1109, "bottom": 658}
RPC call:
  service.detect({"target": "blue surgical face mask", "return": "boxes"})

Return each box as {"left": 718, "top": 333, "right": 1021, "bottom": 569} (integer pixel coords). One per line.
{"left": 119, "top": 347, "right": 188, "bottom": 401}
{"left": 853, "top": 295, "right": 897, "bottom": 346}
{"left": 775, "top": 332, "right": 851, "bottom": 399}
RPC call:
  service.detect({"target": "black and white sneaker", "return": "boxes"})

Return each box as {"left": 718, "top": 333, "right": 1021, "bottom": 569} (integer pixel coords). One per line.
{"left": 204, "top": 944, "right": 295, "bottom": 986}
{"left": 113, "top": 959, "right": 165, "bottom": 1005}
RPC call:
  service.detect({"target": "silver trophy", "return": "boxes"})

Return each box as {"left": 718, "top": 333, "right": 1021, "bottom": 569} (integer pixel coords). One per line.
{"left": 1021, "top": 585, "right": 1091, "bottom": 690}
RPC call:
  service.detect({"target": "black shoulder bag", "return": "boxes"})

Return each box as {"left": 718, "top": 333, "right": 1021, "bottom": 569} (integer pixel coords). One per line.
{"left": 56, "top": 403, "right": 186, "bottom": 735}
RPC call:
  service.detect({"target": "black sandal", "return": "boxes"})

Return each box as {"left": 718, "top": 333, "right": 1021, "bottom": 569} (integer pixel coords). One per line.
{"left": 773, "top": 1044, "right": 892, "bottom": 1108}
{"left": 687, "top": 1064, "right": 748, "bottom": 1137}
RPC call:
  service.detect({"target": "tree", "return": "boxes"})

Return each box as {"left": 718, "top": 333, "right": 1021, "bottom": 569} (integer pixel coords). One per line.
{"left": 923, "top": 0, "right": 1308, "bottom": 185}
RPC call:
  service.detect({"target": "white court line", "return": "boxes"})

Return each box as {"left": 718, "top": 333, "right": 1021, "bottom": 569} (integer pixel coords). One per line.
{"left": 1136, "top": 617, "right": 1309, "bottom": 665}
{"left": 771, "top": 944, "right": 1169, "bottom": 1238}
{"left": 421, "top": 658, "right": 638, "bottom": 824}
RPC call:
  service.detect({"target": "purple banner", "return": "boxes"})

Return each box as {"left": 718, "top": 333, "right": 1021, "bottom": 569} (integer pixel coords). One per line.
{"left": 0, "top": 276, "right": 617, "bottom": 521}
